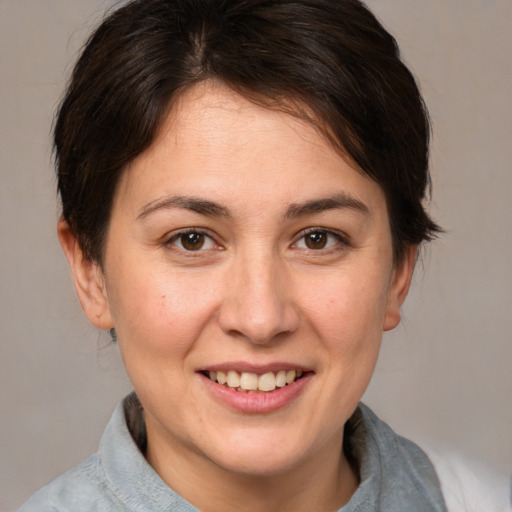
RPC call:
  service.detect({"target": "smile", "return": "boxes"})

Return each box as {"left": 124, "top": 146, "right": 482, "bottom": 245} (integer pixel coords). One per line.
{"left": 204, "top": 370, "right": 304, "bottom": 393}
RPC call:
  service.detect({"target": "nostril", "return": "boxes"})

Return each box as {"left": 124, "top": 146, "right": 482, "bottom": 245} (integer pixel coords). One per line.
{"left": 218, "top": 304, "right": 300, "bottom": 346}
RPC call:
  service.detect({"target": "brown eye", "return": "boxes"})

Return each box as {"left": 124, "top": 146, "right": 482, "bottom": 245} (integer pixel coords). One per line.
{"left": 180, "top": 232, "right": 205, "bottom": 250}
{"left": 304, "top": 231, "right": 328, "bottom": 249}
{"left": 294, "top": 229, "right": 347, "bottom": 251}
{"left": 168, "top": 230, "right": 216, "bottom": 251}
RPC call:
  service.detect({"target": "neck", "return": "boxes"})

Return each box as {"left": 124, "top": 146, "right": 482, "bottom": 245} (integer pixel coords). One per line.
{"left": 145, "top": 422, "right": 358, "bottom": 512}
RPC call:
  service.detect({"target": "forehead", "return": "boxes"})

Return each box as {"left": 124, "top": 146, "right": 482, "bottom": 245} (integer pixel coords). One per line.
{"left": 116, "top": 82, "right": 386, "bottom": 216}
{"left": 160, "top": 83, "right": 335, "bottom": 165}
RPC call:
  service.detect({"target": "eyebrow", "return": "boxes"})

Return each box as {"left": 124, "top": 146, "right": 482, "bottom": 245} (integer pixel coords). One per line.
{"left": 137, "top": 192, "right": 369, "bottom": 221}
{"left": 137, "top": 196, "right": 231, "bottom": 220}
{"left": 284, "top": 193, "right": 370, "bottom": 219}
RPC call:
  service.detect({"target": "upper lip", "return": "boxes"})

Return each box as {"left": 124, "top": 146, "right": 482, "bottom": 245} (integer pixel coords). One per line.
{"left": 197, "top": 362, "right": 312, "bottom": 374}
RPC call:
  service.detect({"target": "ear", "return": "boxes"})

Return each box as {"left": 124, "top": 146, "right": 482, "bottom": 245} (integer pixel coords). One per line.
{"left": 383, "top": 245, "right": 418, "bottom": 331}
{"left": 57, "top": 217, "right": 113, "bottom": 330}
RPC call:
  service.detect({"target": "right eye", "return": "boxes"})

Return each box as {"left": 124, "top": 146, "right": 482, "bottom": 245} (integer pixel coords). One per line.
{"left": 167, "top": 230, "right": 216, "bottom": 251}
{"left": 293, "top": 228, "right": 349, "bottom": 252}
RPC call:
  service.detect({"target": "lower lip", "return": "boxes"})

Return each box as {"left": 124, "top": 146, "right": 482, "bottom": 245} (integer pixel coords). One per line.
{"left": 200, "top": 373, "right": 313, "bottom": 413}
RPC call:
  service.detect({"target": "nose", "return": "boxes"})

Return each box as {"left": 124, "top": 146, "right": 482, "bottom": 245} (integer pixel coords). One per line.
{"left": 218, "top": 251, "right": 300, "bottom": 345}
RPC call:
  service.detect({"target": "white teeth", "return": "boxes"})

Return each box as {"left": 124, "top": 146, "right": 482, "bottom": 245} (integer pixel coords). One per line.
{"left": 258, "top": 372, "right": 277, "bottom": 392}
{"left": 276, "top": 370, "right": 287, "bottom": 388}
{"left": 226, "top": 370, "right": 240, "bottom": 388}
{"left": 240, "top": 372, "right": 258, "bottom": 391}
{"left": 286, "top": 370, "right": 296, "bottom": 384}
{"left": 206, "top": 369, "right": 305, "bottom": 392}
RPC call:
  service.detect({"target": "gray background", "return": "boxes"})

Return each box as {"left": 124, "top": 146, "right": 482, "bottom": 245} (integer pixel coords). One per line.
{"left": 1, "top": 1, "right": 511, "bottom": 509}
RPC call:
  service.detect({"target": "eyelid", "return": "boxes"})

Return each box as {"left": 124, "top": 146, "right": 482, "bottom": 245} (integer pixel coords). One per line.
{"left": 165, "top": 227, "right": 221, "bottom": 251}
{"left": 292, "top": 227, "right": 350, "bottom": 250}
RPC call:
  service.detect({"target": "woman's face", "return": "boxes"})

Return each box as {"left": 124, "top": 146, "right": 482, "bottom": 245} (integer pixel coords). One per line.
{"left": 65, "top": 83, "right": 414, "bottom": 484}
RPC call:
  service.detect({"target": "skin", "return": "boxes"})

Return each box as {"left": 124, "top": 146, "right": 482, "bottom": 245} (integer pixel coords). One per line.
{"left": 59, "top": 82, "right": 416, "bottom": 512}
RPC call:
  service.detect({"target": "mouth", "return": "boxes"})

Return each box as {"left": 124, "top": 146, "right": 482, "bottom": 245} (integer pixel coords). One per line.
{"left": 200, "top": 369, "right": 307, "bottom": 393}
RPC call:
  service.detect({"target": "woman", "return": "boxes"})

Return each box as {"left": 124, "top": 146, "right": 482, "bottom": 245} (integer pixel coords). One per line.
{"left": 16, "top": 0, "right": 509, "bottom": 511}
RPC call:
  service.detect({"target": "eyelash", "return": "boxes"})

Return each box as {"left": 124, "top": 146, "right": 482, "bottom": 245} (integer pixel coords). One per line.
{"left": 165, "top": 227, "right": 349, "bottom": 254}
{"left": 293, "top": 228, "right": 350, "bottom": 252}
{"left": 165, "top": 228, "right": 219, "bottom": 253}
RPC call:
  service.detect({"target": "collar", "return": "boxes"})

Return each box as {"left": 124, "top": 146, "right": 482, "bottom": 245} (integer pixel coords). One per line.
{"left": 98, "top": 393, "right": 446, "bottom": 511}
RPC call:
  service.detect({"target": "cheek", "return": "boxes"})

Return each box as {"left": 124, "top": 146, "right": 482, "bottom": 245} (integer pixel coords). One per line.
{"left": 106, "top": 265, "right": 221, "bottom": 360}
{"left": 300, "top": 267, "right": 391, "bottom": 344}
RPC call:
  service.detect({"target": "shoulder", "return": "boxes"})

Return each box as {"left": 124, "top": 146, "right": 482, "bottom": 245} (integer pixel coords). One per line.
{"left": 425, "top": 448, "right": 512, "bottom": 512}
{"left": 352, "top": 404, "right": 511, "bottom": 512}
{"left": 15, "top": 397, "right": 130, "bottom": 512}
{"left": 15, "top": 453, "right": 121, "bottom": 512}
{"left": 349, "top": 404, "right": 447, "bottom": 510}
{"left": 356, "top": 403, "right": 443, "bottom": 478}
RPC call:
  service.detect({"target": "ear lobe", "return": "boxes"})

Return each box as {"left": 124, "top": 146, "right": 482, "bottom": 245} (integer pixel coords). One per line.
{"left": 57, "top": 218, "right": 113, "bottom": 330}
{"left": 383, "top": 245, "right": 418, "bottom": 332}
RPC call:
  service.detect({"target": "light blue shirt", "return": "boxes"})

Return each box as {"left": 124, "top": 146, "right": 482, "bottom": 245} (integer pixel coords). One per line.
{"left": 17, "top": 394, "right": 447, "bottom": 511}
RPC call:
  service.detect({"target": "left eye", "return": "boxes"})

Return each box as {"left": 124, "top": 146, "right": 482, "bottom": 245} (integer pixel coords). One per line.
{"left": 294, "top": 230, "right": 344, "bottom": 250}
{"left": 168, "top": 231, "right": 216, "bottom": 251}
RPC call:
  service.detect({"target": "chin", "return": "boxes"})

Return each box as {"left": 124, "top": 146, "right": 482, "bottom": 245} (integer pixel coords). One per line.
{"left": 201, "top": 428, "right": 316, "bottom": 478}
{"left": 213, "top": 452, "right": 304, "bottom": 479}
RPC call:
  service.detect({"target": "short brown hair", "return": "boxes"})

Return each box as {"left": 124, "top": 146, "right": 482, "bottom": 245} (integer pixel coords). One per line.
{"left": 55, "top": 0, "right": 440, "bottom": 264}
